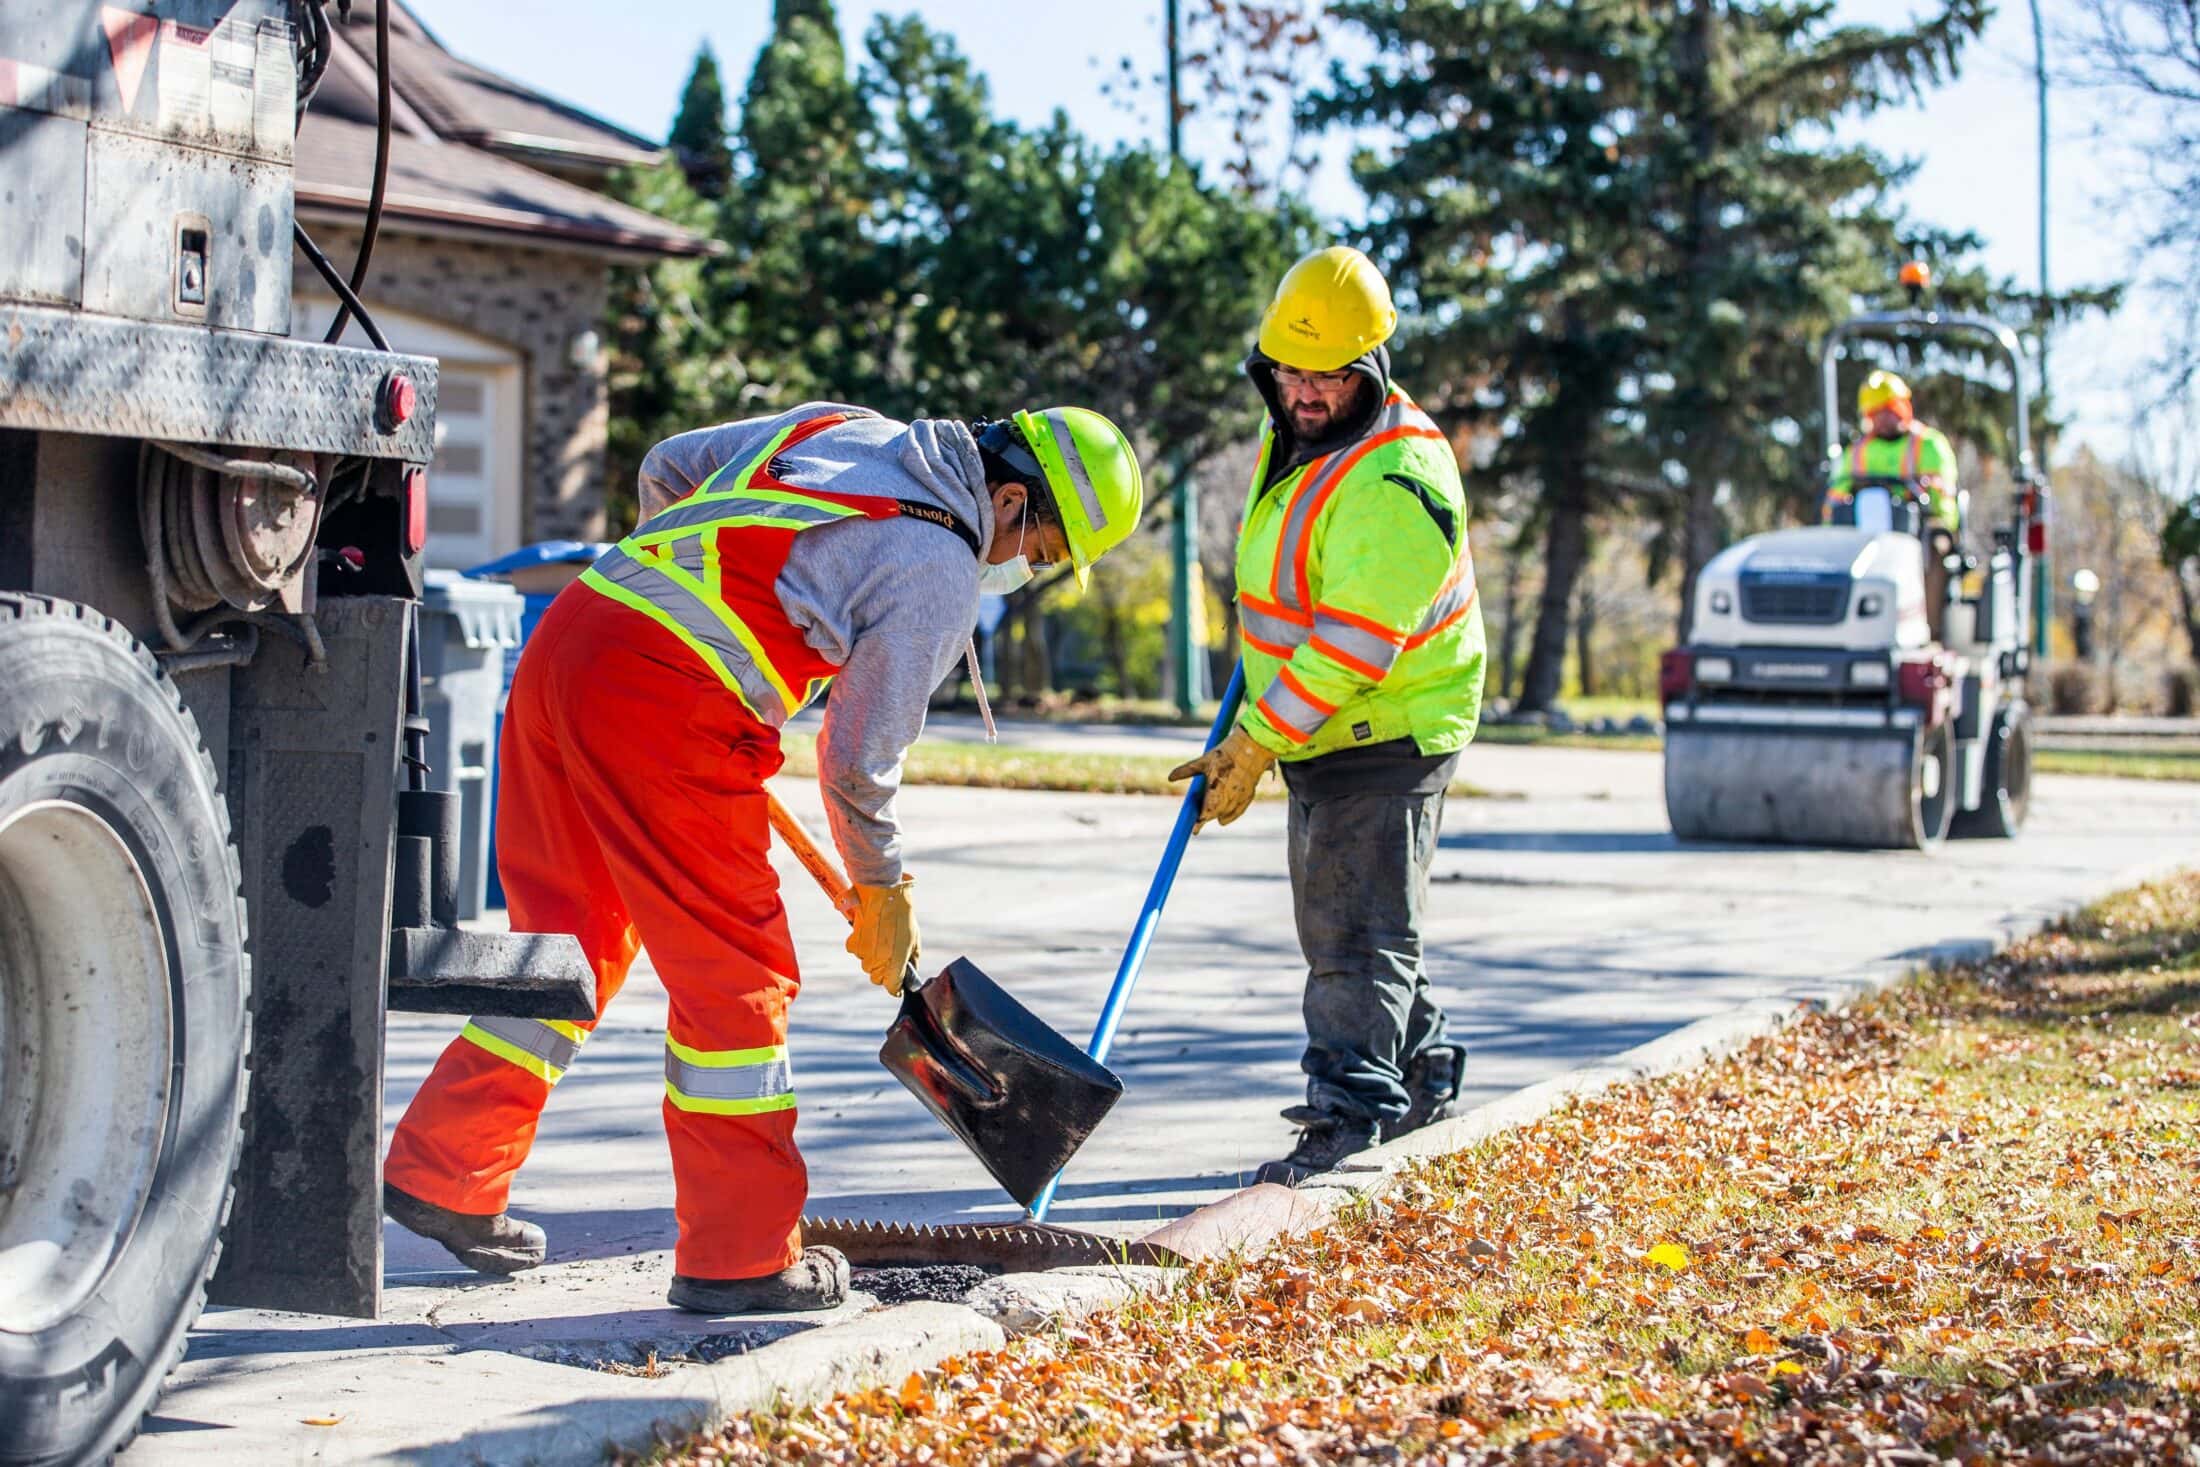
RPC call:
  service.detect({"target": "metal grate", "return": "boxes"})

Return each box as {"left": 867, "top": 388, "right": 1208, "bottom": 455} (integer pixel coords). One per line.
{"left": 1739, "top": 576, "right": 1851, "bottom": 625}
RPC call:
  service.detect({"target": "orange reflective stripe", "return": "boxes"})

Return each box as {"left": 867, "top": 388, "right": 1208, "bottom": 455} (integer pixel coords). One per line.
{"left": 1311, "top": 602, "right": 1406, "bottom": 646}
{"left": 1308, "top": 634, "right": 1390, "bottom": 681}
{"left": 1406, "top": 582, "right": 1478, "bottom": 649}
{"left": 1286, "top": 423, "right": 1446, "bottom": 614}
{"left": 1902, "top": 433, "right": 1923, "bottom": 480}
{"left": 1852, "top": 438, "right": 1869, "bottom": 477}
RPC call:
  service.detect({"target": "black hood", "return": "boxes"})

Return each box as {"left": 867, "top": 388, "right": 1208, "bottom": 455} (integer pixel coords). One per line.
{"left": 1245, "top": 342, "right": 1392, "bottom": 489}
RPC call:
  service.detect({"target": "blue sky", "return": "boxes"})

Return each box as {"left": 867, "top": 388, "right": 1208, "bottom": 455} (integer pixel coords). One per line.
{"left": 411, "top": 0, "right": 2177, "bottom": 460}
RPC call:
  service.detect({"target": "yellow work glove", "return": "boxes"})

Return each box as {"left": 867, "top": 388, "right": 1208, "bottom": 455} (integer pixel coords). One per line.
{"left": 1168, "top": 726, "right": 1276, "bottom": 832}
{"left": 837, "top": 876, "right": 920, "bottom": 995}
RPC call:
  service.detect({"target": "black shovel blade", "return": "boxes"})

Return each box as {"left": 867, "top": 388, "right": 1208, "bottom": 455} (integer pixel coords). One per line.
{"left": 880, "top": 957, "right": 1124, "bottom": 1209}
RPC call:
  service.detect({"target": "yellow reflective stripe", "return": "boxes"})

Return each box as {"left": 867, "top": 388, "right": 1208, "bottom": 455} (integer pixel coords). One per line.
{"left": 627, "top": 510, "right": 835, "bottom": 551}
{"left": 665, "top": 1036, "right": 787, "bottom": 1068}
{"left": 461, "top": 1021, "right": 566, "bottom": 1082}
{"left": 579, "top": 565, "right": 757, "bottom": 713}
{"left": 729, "top": 421, "right": 806, "bottom": 492}
{"left": 645, "top": 554, "right": 801, "bottom": 715}
{"left": 663, "top": 1037, "right": 796, "bottom": 1116}
{"left": 664, "top": 1090, "right": 799, "bottom": 1117}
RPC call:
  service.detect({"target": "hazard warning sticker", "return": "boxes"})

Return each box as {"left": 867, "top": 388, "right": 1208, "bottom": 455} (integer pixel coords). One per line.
{"left": 157, "top": 19, "right": 211, "bottom": 134}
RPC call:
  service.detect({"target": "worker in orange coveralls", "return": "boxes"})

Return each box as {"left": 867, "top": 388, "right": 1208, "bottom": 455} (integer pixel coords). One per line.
{"left": 382, "top": 402, "right": 1144, "bottom": 1314}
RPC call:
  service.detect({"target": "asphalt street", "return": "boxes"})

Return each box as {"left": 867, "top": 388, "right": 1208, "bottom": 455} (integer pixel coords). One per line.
{"left": 130, "top": 736, "right": 2200, "bottom": 1461}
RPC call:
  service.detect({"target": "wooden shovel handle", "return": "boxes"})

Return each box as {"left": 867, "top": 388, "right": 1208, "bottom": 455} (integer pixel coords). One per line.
{"left": 764, "top": 786, "right": 852, "bottom": 919}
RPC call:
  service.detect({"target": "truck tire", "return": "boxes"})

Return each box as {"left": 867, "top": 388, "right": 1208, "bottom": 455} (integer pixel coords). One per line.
{"left": 1951, "top": 701, "right": 2032, "bottom": 840}
{"left": 0, "top": 595, "right": 249, "bottom": 1467}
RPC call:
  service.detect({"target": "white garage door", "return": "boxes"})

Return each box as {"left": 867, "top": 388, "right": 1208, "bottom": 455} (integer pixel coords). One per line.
{"left": 425, "top": 368, "right": 499, "bottom": 568}
{"left": 292, "top": 298, "right": 524, "bottom": 571}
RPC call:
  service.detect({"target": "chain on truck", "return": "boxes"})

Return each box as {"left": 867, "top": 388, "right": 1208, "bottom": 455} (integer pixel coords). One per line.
{"left": 0, "top": 5, "right": 590, "bottom": 1461}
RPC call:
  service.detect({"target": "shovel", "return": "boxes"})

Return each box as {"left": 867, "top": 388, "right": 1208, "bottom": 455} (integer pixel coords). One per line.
{"left": 764, "top": 789, "right": 1124, "bottom": 1209}
{"left": 1027, "top": 662, "right": 1246, "bottom": 1221}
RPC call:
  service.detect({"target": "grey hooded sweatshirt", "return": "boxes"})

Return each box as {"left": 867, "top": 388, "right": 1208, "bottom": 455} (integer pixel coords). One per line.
{"left": 635, "top": 403, "right": 992, "bottom": 886}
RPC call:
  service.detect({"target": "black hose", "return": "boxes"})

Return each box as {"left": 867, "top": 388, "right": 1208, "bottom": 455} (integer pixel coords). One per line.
{"left": 294, "top": 221, "right": 391, "bottom": 350}
{"left": 325, "top": 0, "right": 391, "bottom": 346}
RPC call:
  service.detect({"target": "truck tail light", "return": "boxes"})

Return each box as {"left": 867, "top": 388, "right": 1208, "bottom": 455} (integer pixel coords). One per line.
{"left": 403, "top": 467, "right": 428, "bottom": 555}
{"left": 1897, "top": 655, "right": 1949, "bottom": 706}
{"left": 1660, "top": 649, "right": 1693, "bottom": 702}
{"left": 2027, "top": 518, "right": 2048, "bottom": 555}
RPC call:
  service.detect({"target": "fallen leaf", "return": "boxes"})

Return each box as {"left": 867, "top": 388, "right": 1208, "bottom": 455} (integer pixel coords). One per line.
{"left": 1743, "top": 1327, "right": 1780, "bottom": 1354}
{"left": 302, "top": 1416, "right": 343, "bottom": 1427}
{"left": 1646, "top": 1242, "right": 1691, "bottom": 1273}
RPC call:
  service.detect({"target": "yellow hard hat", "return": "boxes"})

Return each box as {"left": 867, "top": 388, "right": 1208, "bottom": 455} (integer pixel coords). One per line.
{"left": 1858, "top": 370, "right": 1913, "bottom": 417}
{"left": 1257, "top": 246, "right": 1398, "bottom": 372}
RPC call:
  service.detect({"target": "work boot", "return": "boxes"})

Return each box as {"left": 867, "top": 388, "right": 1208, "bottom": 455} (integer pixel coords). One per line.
{"left": 1382, "top": 1044, "right": 1466, "bottom": 1143}
{"left": 668, "top": 1246, "right": 851, "bottom": 1315}
{"left": 383, "top": 1182, "right": 546, "bottom": 1275}
{"left": 1255, "top": 1113, "right": 1380, "bottom": 1187}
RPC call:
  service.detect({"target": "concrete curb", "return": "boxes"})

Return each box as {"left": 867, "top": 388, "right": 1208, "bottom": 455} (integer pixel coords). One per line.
{"left": 422, "top": 856, "right": 2189, "bottom": 1465}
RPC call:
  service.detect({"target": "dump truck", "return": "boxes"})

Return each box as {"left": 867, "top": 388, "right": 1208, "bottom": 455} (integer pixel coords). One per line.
{"left": 1660, "top": 287, "right": 2048, "bottom": 849}
{"left": 0, "top": 5, "right": 589, "bottom": 1462}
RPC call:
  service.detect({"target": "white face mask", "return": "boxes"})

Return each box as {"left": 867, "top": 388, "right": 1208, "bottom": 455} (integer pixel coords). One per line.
{"left": 978, "top": 498, "right": 1037, "bottom": 595}
{"left": 978, "top": 556, "right": 1034, "bottom": 595}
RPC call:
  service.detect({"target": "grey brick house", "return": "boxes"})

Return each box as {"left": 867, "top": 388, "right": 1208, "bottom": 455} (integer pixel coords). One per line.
{"left": 292, "top": 3, "right": 709, "bottom": 568}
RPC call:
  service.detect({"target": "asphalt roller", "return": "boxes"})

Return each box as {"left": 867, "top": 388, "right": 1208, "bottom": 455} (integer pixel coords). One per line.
{"left": 1661, "top": 275, "right": 2045, "bottom": 851}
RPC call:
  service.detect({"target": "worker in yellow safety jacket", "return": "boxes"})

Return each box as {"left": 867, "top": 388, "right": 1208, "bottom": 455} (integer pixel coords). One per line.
{"left": 1170, "top": 246, "right": 1488, "bottom": 1185}
{"left": 1823, "top": 370, "right": 1961, "bottom": 534}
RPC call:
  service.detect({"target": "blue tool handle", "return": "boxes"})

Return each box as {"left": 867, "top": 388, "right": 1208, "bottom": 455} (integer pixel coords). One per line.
{"left": 1029, "top": 663, "right": 1247, "bottom": 1221}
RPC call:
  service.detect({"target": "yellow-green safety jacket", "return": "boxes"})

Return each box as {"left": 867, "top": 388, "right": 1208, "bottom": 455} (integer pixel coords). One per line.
{"left": 1824, "top": 423, "right": 1961, "bottom": 532}
{"left": 1234, "top": 385, "right": 1487, "bottom": 760}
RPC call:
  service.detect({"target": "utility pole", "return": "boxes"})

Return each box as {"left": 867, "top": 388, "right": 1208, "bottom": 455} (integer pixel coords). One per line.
{"left": 1164, "top": 0, "right": 1208, "bottom": 715}
{"left": 2029, "top": 0, "right": 2054, "bottom": 656}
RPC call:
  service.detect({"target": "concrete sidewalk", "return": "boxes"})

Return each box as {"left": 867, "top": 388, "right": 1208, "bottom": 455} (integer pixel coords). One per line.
{"left": 126, "top": 743, "right": 2200, "bottom": 1464}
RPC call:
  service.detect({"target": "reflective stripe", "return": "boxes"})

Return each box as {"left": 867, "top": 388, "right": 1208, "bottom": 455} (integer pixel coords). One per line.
{"left": 1269, "top": 394, "right": 1444, "bottom": 616}
{"left": 1852, "top": 438, "right": 1869, "bottom": 477}
{"left": 1240, "top": 598, "right": 1312, "bottom": 657}
{"left": 663, "top": 1037, "right": 796, "bottom": 1116}
{"left": 1901, "top": 433, "right": 1923, "bottom": 480}
{"left": 1254, "top": 666, "right": 1336, "bottom": 745}
{"left": 628, "top": 488, "right": 858, "bottom": 542}
{"left": 461, "top": 1015, "right": 588, "bottom": 1083}
{"left": 1407, "top": 572, "right": 1478, "bottom": 648}
{"left": 1038, "top": 409, "right": 1109, "bottom": 532}
{"left": 581, "top": 556, "right": 795, "bottom": 724}
{"left": 1310, "top": 608, "right": 1403, "bottom": 680}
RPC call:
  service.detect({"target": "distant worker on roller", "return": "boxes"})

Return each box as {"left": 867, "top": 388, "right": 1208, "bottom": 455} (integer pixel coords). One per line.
{"left": 1172, "top": 246, "right": 1486, "bottom": 1185}
{"left": 1821, "top": 369, "right": 1961, "bottom": 536}
{"left": 382, "top": 402, "right": 1143, "bottom": 1315}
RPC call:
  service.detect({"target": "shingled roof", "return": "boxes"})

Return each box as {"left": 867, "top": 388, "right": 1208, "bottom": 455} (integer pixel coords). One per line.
{"left": 294, "top": 3, "right": 711, "bottom": 259}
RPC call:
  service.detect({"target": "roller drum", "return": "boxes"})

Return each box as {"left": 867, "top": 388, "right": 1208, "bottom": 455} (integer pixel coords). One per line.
{"left": 1664, "top": 724, "right": 1951, "bottom": 850}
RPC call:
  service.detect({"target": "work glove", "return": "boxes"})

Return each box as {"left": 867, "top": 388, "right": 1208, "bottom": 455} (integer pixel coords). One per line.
{"left": 1168, "top": 726, "right": 1276, "bottom": 832}
{"left": 837, "top": 876, "right": 920, "bottom": 996}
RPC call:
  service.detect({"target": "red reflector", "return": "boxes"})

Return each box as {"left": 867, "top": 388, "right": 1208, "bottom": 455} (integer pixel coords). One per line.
{"left": 1897, "top": 655, "right": 1949, "bottom": 705}
{"left": 2026, "top": 519, "right": 2047, "bottom": 554}
{"left": 403, "top": 467, "right": 428, "bottom": 555}
{"left": 1660, "top": 648, "right": 1693, "bottom": 701}
{"left": 380, "top": 371, "right": 416, "bottom": 430}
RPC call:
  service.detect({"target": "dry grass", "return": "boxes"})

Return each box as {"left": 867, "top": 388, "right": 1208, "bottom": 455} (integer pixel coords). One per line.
{"left": 634, "top": 870, "right": 2200, "bottom": 1466}
{"left": 779, "top": 733, "right": 1500, "bottom": 802}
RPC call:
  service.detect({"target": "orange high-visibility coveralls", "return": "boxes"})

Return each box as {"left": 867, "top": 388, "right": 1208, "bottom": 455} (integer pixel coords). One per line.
{"left": 385, "top": 410, "right": 919, "bottom": 1279}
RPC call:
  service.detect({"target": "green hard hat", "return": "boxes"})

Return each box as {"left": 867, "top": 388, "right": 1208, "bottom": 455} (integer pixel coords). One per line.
{"left": 1011, "top": 407, "right": 1144, "bottom": 590}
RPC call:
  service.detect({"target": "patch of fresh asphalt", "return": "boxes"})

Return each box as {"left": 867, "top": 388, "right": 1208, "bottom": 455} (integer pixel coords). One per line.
{"left": 126, "top": 734, "right": 2200, "bottom": 1463}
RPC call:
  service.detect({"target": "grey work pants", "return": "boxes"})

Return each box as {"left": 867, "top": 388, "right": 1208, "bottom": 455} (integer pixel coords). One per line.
{"left": 1284, "top": 774, "right": 1453, "bottom": 1124}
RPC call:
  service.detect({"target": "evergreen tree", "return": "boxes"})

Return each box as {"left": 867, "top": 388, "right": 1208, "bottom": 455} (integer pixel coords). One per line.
{"left": 667, "top": 43, "right": 733, "bottom": 201}
{"left": 731, "top": 0, "right": 889, "bottom": 405}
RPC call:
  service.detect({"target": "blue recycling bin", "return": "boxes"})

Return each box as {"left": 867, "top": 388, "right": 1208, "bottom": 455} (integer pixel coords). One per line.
{"left": 465, "top": 540, "right": 609, "bottom": 908}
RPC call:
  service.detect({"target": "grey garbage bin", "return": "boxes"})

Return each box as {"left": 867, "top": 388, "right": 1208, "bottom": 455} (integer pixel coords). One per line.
{"left": 418, "top": 570, "right": 525, "bottom": 920}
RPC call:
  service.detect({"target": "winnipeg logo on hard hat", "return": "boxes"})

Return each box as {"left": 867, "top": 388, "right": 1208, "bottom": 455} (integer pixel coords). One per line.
{"left": 1289, "top": 315, "right": 1321, "bottom": 339}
